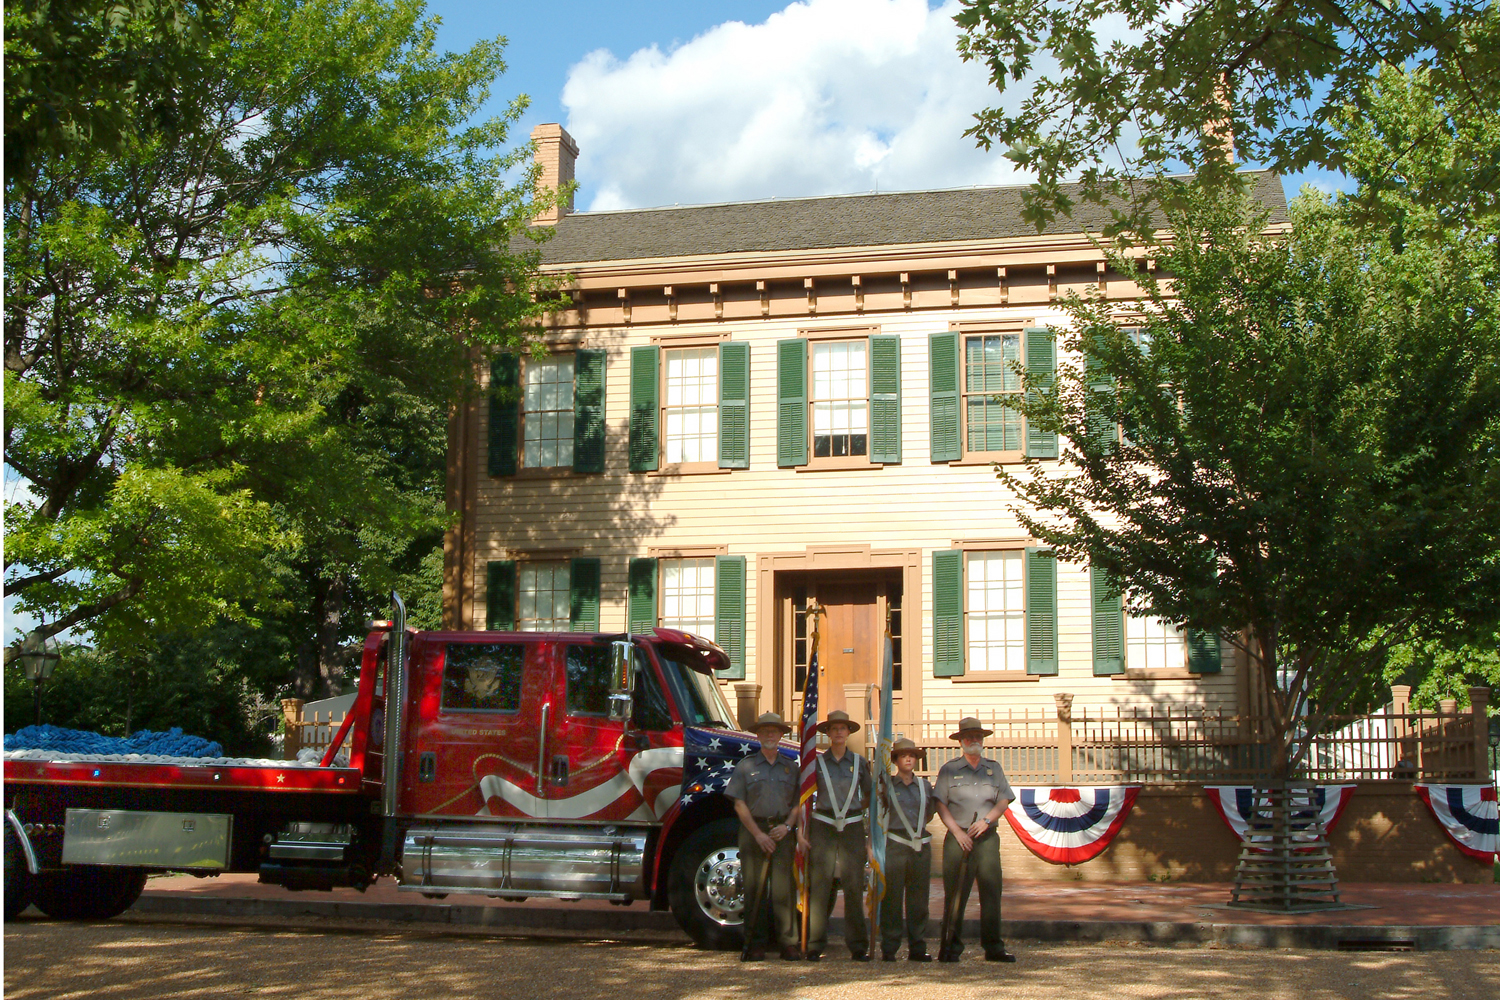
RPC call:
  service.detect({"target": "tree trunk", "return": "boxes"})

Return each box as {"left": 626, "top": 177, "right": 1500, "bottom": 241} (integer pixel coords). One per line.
{"left": 316, "top": 570, "right": 347, "bottom": 699}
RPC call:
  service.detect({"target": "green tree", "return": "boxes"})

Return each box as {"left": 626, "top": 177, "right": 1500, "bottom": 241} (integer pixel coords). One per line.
{"left": 4, "top": 1, "right": 557, "bottom": 671}
{"left": 953, "top": 0, "right": 1500, "bottom": 228}
{"left": 999, "top": 71, "right": 1500, "bottom": 772}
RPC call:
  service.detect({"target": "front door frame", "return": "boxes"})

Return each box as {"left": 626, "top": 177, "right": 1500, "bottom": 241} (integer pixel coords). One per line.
{"left": 756, "top": 544, "right": 922, "bottom": 724}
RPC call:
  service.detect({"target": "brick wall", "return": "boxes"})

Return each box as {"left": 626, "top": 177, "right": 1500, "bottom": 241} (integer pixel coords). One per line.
{"left": 926, "top": 783, "right": 1494, "bottom": 884}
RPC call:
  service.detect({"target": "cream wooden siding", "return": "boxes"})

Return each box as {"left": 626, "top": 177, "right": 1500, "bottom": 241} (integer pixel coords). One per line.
{"left": 468, "top": 304, "right": 1239, "bottom": 717}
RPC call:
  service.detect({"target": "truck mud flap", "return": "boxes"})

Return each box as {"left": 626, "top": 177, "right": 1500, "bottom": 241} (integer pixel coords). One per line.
{"left": 62, "top": 808, "right": 232, "bottom": 869}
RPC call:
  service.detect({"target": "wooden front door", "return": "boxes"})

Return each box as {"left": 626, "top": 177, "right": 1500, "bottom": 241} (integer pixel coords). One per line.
{"left": 815, "top": 581, "right": 880, "bottom": 716}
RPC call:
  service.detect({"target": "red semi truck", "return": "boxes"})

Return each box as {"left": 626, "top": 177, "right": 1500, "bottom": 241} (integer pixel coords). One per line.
{"left": 3, "top": 596, "right": 783, "bottom": 948}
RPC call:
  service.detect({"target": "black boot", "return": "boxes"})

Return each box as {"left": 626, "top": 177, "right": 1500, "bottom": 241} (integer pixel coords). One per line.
{"left": 908, "top": 944, "right": 933, "bottom": 962}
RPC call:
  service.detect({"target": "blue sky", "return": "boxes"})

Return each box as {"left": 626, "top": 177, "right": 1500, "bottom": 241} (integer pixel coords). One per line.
{"left": 424, "top": 0, "right": 1338, "bottom": 211}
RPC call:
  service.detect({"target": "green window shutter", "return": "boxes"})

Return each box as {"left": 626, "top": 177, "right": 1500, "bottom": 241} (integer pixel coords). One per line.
{"left": 776, "top": 339, "right": 807, "bottom": 467}
{"left": 1090, "top": 566, "right": 1124, "bottom": 675}
{"left": 714, "top": 555, "right": 747, "bottom": 679}
{"left": 485, "top": 560, "right": 516, "bottom": 631}
{"left": 1188, "top": 630, "right": 1222, "bottom": 673}
{"left": 1025, "top": 548, "right": 1058, "bottom": 674}
{"left": 1084, "top": 345, "right": 1119, "bottom": 455}
{"left": 488, "top": 355, "right": 519, "bottom": 477}
{"left": 718, "top": 341, "right": 750, "bottom": 469}
{"left": 569, "top": 557, "right": 601, "bottom": 632}
{"left": 629, "top": 346, "right": 660, "bottom": 472}
{"left": 928, "top": 333, "right": 960, "bottom": 462}
{"left": 1024, "top": 327, "right": 1058, "bottom": 459}
{"left": 627, "top": 557, "right": 658, "bottom": 633}
{"left": 932, "top": 549, "right": 964, "bottom": 677}
{"left": 868, "top": 334, "right": 902, "bottom": 464}
{"left": 572, "top": 350, "right": 606, "bottom": 473}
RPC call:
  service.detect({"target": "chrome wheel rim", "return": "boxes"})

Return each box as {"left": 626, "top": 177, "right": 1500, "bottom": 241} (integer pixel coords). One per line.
{"left": 692, "top": 846, "right": 744, "bottom": 927}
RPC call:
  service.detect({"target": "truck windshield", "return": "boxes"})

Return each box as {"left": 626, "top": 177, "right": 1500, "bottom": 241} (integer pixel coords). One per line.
{"left": 655, "top": 647, "right": 736, "bottom": 729}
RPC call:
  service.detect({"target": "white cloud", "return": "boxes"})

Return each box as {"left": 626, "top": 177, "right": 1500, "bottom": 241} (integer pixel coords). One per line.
{"left": 561, "top": 0, "right": 1024, "bottom": 210}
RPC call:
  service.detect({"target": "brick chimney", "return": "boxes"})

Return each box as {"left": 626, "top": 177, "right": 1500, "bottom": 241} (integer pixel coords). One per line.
{"left": 531, "top": 123, "right": 578, "bottom": 225}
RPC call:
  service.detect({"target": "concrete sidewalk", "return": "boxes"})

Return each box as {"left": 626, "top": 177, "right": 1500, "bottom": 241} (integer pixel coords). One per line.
{"left": 126, "top": 873, "right": 1500, "bottom": 951}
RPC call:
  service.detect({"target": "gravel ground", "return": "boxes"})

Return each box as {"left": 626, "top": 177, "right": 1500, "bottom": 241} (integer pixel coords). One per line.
{"left": 6, "top": 913, "right": 1498, "bottom": 1000}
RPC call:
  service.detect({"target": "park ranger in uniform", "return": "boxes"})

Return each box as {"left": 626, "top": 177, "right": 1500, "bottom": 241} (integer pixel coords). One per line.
{"left": 805, "top": 709, "right": 872, "bottom": 961}
{"left": 880, "top": 737, "right": 937, "bottom": 961}
{"left": 726, "top": 712, "right": 806, "bottom": 961}
{"left": 933, "top": 717, "right": 1016, "bottom": 963}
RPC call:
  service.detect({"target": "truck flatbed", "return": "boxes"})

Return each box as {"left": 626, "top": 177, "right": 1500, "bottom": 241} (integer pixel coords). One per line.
{"left": 3, "top": 752, "right": 364, "bottom": 794}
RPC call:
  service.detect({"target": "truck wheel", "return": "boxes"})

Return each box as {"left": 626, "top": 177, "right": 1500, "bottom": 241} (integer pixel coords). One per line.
{"left": 4, "top": 824, "right": 31, "bottom": 919}
{"left": 31, "top": 867, "right": 147, "bottom": 920}
{"left": 667, "top": 818, "right": 745, "bottom": 951}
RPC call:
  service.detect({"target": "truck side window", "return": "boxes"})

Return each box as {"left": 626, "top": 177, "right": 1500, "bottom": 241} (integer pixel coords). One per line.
{"left": 443, "top": 643, "right": 525, "bottom": 713}
{"left": 565, "top": 644, "right": 612, "bottom": 717}
{"left": 632, "top": 650, "right": 672, "bottom": 731}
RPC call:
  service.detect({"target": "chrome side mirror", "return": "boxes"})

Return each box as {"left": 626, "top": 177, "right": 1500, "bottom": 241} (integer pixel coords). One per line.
{"left": 608, "top": 640, "right": 634, "bottom": 721}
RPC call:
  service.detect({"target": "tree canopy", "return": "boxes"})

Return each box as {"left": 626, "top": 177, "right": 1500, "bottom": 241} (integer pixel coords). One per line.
{"left": 1000, "top": 67, "right": 1500, "bottom": 771}
{"left": 4, "top": 0, "right": 557, "bottom": 674}
{"left": 954, "top": 0, "right": 1500, "bottom": 227}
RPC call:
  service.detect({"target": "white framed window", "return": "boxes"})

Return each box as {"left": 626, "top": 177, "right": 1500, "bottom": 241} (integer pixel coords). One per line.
{"left": 966, "top": 550, "right": 1026, "bottom": 671}
{"left": 660, "top": 557, "right": 716, "bottom": 641}
{"left": 664, "top": 347, "right": 718, "bottom": 465}
{"left": 518, "top": 560, "right": 570, "bottom": 631}
{"left": 1127, "top": 613, "right": 1185, "bottom": 671}
{"left": 963, "top": 332, "right": 1023, "bottom": 454}
{"left": 811, "top": 340, "right": 868, "bottom": 459}
{"left": 523, "top": 357, "right": 574, "bottom": 468}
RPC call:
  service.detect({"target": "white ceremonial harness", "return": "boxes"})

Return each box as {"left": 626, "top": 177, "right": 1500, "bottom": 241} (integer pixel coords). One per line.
{"left": 884, "top": 773, "right": 931, "bottom": 850}
{"left": 813, "top": 752, "right": 864, "bottom": 831}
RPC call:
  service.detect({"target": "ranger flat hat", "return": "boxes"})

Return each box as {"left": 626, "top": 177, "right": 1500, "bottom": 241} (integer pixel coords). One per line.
{"left": 751, "top": 711, "right": 793, "bottom": 736}
{"left": 816, "top": 709, "right": 861, "bottom": 735}
{"left": 949, "top": 716, "right": 994, "bottom": 740}
{"left": 889, "top": 737, "right": 926, "bottom": 765}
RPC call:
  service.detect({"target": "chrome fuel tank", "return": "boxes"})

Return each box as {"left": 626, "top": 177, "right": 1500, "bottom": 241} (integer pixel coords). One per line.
{"left": 400, "top": 823, "right": 648, "bottom": 900}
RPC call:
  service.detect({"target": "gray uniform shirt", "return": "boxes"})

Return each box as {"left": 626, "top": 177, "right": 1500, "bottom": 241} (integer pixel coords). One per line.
{"left": 885, "top": 774, "right": 937, "bottom": 840}
{"left": 726, "top": 752, "right": 799, "bottom": 820}
{"left": 813, "top": 749, "right": 871, "bottom": 819}
{"left": 933, "top": 756, "right": 1015, "bottom": 827}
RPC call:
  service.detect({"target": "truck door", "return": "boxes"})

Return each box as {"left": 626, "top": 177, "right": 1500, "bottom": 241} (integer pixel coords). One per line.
{"left": 402, "top": 636, "right": 551, "bottom": 819}
{"left": 545, "top": 641, "right": 685, "bottom": 822}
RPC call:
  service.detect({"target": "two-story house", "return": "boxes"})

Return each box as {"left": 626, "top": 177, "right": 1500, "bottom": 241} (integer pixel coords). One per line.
{"left": 442, "top": 124, "right": 1290, "bottom": 732}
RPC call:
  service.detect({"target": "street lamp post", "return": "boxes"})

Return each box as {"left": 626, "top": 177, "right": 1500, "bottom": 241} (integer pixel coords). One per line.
{"left": 16, "top": 634, "right": 61, "bottom": 727}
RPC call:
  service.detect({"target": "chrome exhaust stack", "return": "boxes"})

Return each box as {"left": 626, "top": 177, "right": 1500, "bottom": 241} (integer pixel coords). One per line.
{"left": 379, "top": 591, "right": 408, "bottom": 870}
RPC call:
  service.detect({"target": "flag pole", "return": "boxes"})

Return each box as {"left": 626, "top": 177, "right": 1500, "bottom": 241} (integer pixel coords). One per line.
{"left": 798, "top": 607, "right": 824, "bottom": 955}
{"left": 866, "top": 612, "right": 895, "bottom": 955}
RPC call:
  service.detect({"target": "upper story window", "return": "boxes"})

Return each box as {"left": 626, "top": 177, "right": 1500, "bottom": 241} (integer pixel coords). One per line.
{"left": 664, "top": 348, "right": 718, "bottom": 465}
{"left": 776, "top": 332, "right": 901, "bottom": 469}
{"left": 629, "top": 341, "right": 748, "bottom": 472}
{"left": 523, "top": 357, "right": 574, "bottom": 468}
{"left": 930, "top": 327, "right": 1054, "bottom": 464}
{"left": 963, "top": 333, "right": 1023, "bottom": 455}
{"left": 487, "top": 350, "right": 605, "bottom": 477}
{"left": 811, "top": 340, "right": 868, "bottom": 459}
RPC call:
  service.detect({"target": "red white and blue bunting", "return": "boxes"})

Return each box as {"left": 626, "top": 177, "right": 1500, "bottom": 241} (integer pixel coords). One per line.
{"left": 1004, "top": 786, "right": 1141, "bottom": 864}
{"left": 1415, "top": 784, "right": 1499, "bottom": 862}
{"left": 1203, "top": 785, "right": 1355, "bottom": 850}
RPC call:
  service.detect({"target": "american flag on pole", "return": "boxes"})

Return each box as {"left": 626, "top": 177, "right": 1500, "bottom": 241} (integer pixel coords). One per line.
{"left": 794, "top": 636, "right": 820, "bottom": 905}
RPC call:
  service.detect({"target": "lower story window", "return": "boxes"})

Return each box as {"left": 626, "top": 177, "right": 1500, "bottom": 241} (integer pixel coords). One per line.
{"left": 660, "top": 557, "right": 715, "bottom": 641}
{"left": 1127, "top": 614, "right": 1184, "bottom": 671}
{"left": 967, "top": 550, "right": 1025, "bottom": 671}
{"left": 518, "top": 561, "right": 570, "bottom": 631}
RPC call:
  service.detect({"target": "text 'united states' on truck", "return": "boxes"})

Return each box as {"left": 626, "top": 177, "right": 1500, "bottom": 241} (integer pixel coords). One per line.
{"left": 4, "top": 595, "right": 795, "bottom": 948}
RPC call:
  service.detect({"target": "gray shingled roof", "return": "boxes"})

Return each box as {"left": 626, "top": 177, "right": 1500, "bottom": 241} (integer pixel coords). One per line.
{"left": 528, "top": 171, "right": 1288, "bottom": 266}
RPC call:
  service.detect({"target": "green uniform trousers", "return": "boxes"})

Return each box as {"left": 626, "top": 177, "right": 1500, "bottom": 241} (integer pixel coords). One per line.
{"left": 940, "top": 827, "right": 1003, "bottom": 956}
{"left": 807, "top": 818, "right": 869, "bottom": 955}
{"left": 879, "top": 839, "right": 932, "bottom": 954}
{"left": 738, "top": 820, "right": 798, "bottom": 949}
